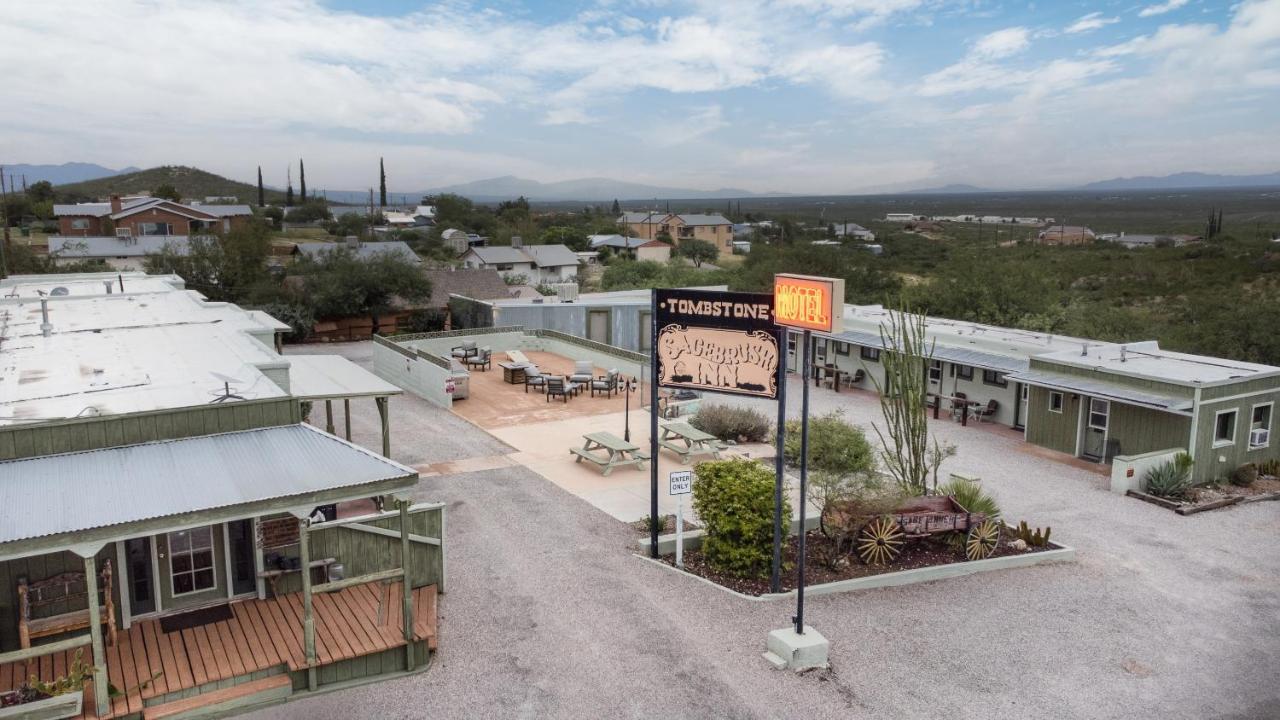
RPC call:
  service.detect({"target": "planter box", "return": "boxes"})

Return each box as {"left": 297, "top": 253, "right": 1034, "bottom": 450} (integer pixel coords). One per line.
{"left": 0, "top": 691, "right": 83, "bottom": 720}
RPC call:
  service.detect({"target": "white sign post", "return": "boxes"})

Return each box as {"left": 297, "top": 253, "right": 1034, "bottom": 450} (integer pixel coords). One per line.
{"left": 669, "top": 470, "right": 692, "bottom": 568}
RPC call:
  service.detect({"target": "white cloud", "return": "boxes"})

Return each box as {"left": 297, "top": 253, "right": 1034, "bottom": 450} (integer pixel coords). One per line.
{"left": 1065, "top": 12, "right": 1120, "bottom": 34}
{"left": 1139, "top": 0, "right": 1190, "bottom": 18}
{"left": 972, "top": 27, "right": 1031, "bottom": 59}
{"left": 774, "top": 43, "right": 886, "bottom": 99}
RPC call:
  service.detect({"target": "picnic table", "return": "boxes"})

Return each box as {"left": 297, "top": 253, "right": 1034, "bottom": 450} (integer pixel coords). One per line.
{"left": 571, "top": 431, "right": 649, "bottom": 476}
{"left": 928, "top": 393, "right": 981, "bottom": 426}
{"left": 812, "top": 364, "right": 845, "bottom": 392}
{"left": 659, "top": 422, "right": 724, "bottom": 464}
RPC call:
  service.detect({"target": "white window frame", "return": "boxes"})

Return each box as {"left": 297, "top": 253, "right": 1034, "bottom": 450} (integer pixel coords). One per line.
{"left": 1249, "top": 402, "right": 1272, "bottom": 450}
{"left": 1049, "top": 391, "right": 1064, "bottom": 414}
{"left": 168, "top": 526, "right": 217, "bottom": 598}
{"left": 928, "top": 360, "right": 942, "bottom": 385}
{"left": 1213, "top": 408, "right": 1238, "bottom": 448}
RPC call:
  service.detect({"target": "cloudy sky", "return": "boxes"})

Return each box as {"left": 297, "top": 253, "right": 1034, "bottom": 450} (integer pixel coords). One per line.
{"left": 3, "top": 0, "right": 1279, "bottom": 194}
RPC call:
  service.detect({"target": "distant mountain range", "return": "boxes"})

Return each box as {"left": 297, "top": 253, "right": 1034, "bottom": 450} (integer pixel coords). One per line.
{"left": 422, "top": 175, "right": 766, "bottom": 202}
{"left": 903, "top": 183, "right": 991, "bottom": 195}
{"left": 1076, "top": 171, "right": 1280, "bottom": 191}
{"left": 1, "top": 162, "right": 140, "bottom": 186}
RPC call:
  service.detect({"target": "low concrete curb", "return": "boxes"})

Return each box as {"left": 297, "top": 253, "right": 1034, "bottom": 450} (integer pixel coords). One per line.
{"left": 637, "top": 544, "right": 1076, "bottom": 601}
{"left": 636, "top": 515, "right": 819, "bottom": 556}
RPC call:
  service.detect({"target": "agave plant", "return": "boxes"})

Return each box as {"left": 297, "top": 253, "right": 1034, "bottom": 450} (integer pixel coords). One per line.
{"left": 1144, "top": 458, "right": 1191, "bottom": 498}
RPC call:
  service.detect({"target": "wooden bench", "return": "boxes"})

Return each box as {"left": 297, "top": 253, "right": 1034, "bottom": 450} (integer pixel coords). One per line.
{"left": 17, "top": 559, "right": 116, "bottom": 650}
{"left": 143, "top": 674, "right": 292, "bottom": 719}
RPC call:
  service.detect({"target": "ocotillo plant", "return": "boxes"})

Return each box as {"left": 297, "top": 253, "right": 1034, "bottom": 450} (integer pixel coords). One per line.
{"left": 869, "top": 303, "right": 937, "bottom": 496}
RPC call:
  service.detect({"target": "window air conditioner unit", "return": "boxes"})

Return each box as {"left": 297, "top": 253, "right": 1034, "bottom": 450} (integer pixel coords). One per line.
{"left": 1249, "top": 428, "right": 1269, "bottom": 447}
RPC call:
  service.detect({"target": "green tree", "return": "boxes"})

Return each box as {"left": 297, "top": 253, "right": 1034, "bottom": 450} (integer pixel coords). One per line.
{"left": 379, "top": 157, "right": 387, "bottom": 207}
{"left": 152, "top": 183, "right": 181, "bottom": 202}
{"left": 257, "top": 166, "right": 265, "bottom": 207}
{"left": 299, "top": 159, "right": 307, "bottom": 200}
{"left": 284, "top": 200, "right": 331, "bottom": 224}
{"left": 142, "top": 222, "right": 272, "bottom": 303}
{"left": 26, "top": 180, "right": 54, "bottom": 204}
{"left": 676, "top": 238, "right": 717, "bottom": 267}
{"left": 540, "top": 225, "right": 590, "bottom": 252}
{"left": 611, "top": 199, "right": 621, "bottom": 215}
{"left": 289, "top": 247, "right": 431, "bottom": 334}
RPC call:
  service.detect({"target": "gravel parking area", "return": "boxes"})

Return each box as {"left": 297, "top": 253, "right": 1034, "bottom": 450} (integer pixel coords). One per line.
{"left": 253, "top": 361, "right": 1280, "bottom": 719}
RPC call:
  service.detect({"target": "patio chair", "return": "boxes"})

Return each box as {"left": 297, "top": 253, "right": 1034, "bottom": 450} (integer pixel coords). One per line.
{"left": 973, "top": 399, "right": 999, "bottom": 423}
{"left": 546, "top": 376, "right": 574, "bottom": 403}
{"left": 463, "top": 348, "right": 492, "bottom": 371}
{"left": 591, "top": 369, "right": 619, "bottom": 397}
{"left": 450, "top": 341, "right": 477, "bottom": 359}
{"left": 845, "top": 369, "right": 865, "bottom": 387}
{"left": 949, "top": 392, "right": 969, "bottom": 421}
{"left": 524, "top": 364, "right": 548, "bottom": 393}
{"left": 569, "top": 360, "right": 595, "bottom": 384}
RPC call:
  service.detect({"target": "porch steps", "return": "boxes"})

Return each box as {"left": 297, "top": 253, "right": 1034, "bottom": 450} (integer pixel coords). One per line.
{"left": 141, "top": 675, "right": 291, "bottom": 720}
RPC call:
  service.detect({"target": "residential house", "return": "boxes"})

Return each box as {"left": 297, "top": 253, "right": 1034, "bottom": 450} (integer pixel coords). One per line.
{"left": 636, "top": 240, "right": 673, "bottom": 262}
{"left": 460, "top": 243, "right": 579, "bottom": 284}
{"left": 441, "top": 228, "right": 485, "bottom": 256}
{"left": 618, "top": 212, "right": 734, "bottom": 254}
{"left": 47, "top": 234, "right": 190, "bottom": 271}
{"left": 885, "top": 213, "right": 918, "bottom": 222}
{"left": 0, "top": 272, "right": 442, "bottom": 716}
{"left": 55, "top": 195, "right": 253, "bottom": 237}
{"left": 833, "top": 223, "right": 876, "bottom": 241}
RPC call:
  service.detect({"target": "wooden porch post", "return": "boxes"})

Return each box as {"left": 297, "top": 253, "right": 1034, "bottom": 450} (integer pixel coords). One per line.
{"left": 83, "top": 556, "right": 109, "bottom": 718}
{"left": 324, "top": 400, "right": 335, "bottom": 435}
{"left": 377, "top": 397, "right": 390, "bottom": 457}
{"left": 400, "top": 500, "right": 415, "bottom": 671}
{"left": 343, "top": 398, "right": 352, "bottom": 441}
{"left": 299, "top": 519, "right": 318, "bottom": 691}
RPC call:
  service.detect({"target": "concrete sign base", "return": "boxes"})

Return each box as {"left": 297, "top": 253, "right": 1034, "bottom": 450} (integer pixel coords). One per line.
{"left": 763, "top": 625, "right": 829, "bottom": 671}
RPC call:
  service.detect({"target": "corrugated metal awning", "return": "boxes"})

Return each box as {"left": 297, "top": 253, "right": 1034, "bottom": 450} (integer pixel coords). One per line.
{"left": 0, "top": 424, "right": 416, "bottom": 547}
{"left": 287, "top": 355, "right": 403, "bottom": 400}
{"left": 1008, "top": 370, "right": 1193, "bottom": 415}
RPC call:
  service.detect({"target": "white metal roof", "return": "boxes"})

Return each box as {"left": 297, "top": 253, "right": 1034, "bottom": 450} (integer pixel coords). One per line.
{"left": 522, "top": 244, "right": 580, "bottom": 268}
{"left": 0, "top": 272, "right": 185, "bottom": 298}
{"left": 1009, "top": 369, "right": 1194, "bottom": 414}
{"left": 48, "top": 235, "right": 189, "bottom": 258}
{"left": 1034, "top": 342, "right": 1280, "bottom": 386}
{"left": 286, "top": 355, "right": 403, "bottom": 400}
{"left": 0, "top": 424, "right": 416, "bottom": 548}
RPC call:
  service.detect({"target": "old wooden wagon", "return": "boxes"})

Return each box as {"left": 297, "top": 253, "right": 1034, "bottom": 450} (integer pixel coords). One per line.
{"left": 855, "top": 495, "right": 1000, "bottom": 565}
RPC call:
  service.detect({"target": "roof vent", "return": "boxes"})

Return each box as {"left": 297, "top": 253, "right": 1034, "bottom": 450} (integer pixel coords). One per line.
{"left": 1081, "top": 342, "right": 1088, "bottom": 356}
{"left": 50, "top": 286, "right": 70, "bottom": 296}
{"left": 1120, "top": 346, "right": 1127, "bottom": 363}
{"left": 39, "top": 299, "right": 53, "bottom": 337}
{"left": 104, "top": 281, "right": 113, "bottom": 295}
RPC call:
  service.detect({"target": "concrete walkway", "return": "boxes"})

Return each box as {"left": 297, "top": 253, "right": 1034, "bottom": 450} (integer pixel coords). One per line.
{"left": 257, "top": 344, "right": 1280, "bottom": 720}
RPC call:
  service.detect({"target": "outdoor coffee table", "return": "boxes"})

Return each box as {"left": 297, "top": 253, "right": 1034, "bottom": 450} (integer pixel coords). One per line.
{"left": 658, "top": 422, "right": 724, "bottom": 464}
{"left": 499, "top": 362, "right": 528, "bottom": 385}
{"left": 571, "top": 431, "right": 650, "bottom": 476}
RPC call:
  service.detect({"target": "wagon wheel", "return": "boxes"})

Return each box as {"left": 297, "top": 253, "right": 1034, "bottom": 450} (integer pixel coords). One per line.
{"left": 856, "top": 515, "right": 905, "bottom": 565}
{"left": 964, "top": 519, "right": 1001, "bottom": 561}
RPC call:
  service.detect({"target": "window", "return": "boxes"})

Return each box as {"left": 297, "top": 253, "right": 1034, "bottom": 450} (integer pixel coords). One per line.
{"left": 1088, "top": 398, "right": 1109, "bottom": 429}
{"left": 954, "top": 365, "right": 974, "bottom": 381}
{"left": 1049, "top": 391, "right": 1064, "bottom": 414}
{"left": 70, "top": 218, "right": 90, "bottom": 230}
{"left": 835, "top": 342, "right": 850, "bottom": 356}
{"left": 860, "top": 346, "right": 880, "bottom": 362}
{"left": 1250, "top": 403, "right": 1272, "bottom": 449}
{"left": 138, "top": 222, "right": 172, "bottom": 236}
{"left": 1214, "top": 409, "right": 1237, "bottom": 447}
{"left": 815, "top": 338, "right": 827, "bottom": 361}
{"left": 982, "top": 370, "right": 1008, "bottom": 388}
{"left": 639, "top": 311, "right": 652, "bottom": 352}
{"left": 496, "top": 263, "right": 513, "bottom": 271}
{"left": 928, "top": 360, "right": 942, "bottom": 385}
{"left": 169, "top": 526, "right": 216, "bottom": 596}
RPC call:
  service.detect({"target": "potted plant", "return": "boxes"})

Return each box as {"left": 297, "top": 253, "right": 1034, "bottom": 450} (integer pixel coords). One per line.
{"left": 0, "top": 649, "right": 91, "bottom": 720}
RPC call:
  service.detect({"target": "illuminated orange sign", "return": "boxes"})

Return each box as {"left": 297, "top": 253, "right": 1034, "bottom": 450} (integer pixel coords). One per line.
{"left": 773, "top": 274, "right": 844, "bottom": 333}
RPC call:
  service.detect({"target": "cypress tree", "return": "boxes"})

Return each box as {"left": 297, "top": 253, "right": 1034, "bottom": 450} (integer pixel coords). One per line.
{"left": 611, "top": 198, "right": 620, "bottom": 215}
{"left": 299, "top": 159, "right": 307, "bottom": 201}
{"left": 286, "top": 166, "right": 294, "bottom": 207}
{"left": 257, "top": 166, "right": 264, "bottom": 207}
{"left": 379, "top": 157, "right": 387, "bottom": 207}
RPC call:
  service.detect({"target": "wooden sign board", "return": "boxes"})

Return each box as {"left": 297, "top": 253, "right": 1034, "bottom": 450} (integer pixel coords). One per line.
{"left": 655, "top": 289, "right": 780, "bottom": 399}
{"left": 773, "top": 274, "right": 844, "bottom": 334}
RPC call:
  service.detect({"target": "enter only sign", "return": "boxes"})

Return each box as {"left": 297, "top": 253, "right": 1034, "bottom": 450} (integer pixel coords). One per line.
{"left": 669, "top": 470, "right": 692, "bottom": 495}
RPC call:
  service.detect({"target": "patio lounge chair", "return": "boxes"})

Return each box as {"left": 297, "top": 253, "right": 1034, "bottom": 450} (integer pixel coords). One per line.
{"left": 591, "top": 369, "right": 619, "bottom": 397}
{"left": 546, "top": 376, "right": 580, "bottom": 403}
{"left": 524, "top": 364, "right": 548, "bottom": 393}
{"left": 973, "top": 399, "right": 999, "bottom": 423}
{"left": 463, "top": 348, "right": 492, "bottom": 371}
{"left": 569, "top": 360, "right": 595, "bottom": 384}
{"left": 451, "top": 341, "right": 478, "bottom": 359}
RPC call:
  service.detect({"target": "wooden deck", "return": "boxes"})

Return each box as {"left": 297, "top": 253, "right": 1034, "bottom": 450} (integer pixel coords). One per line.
{"left": 0, "top": 582, "right": 437, "bottom": 719}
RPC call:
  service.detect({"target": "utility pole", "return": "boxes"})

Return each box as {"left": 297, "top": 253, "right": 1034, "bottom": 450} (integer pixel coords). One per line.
{"left": 0, "top": 167, "right": 10, "bottom": 278}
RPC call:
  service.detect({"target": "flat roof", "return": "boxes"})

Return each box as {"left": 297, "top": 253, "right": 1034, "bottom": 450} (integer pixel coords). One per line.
{"left": 0, "top": 424, "right": 416, "bottom": 549}
{"left": 286, "top": 355, "right": 403, "bottom": 400}
{"left": 493, "top": 286, "right": 729, "bottom": 308}
{"left": 0, "top": 272, "right": 186, "bottom": 298}
{"left": 1010, "top": 369, "right": 1194, "bottom": 414}
{"left": 1035, "top": 341, "right": 1280, "bottom": 386}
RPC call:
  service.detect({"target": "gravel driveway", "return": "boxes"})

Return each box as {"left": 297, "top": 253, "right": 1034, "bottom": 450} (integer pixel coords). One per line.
{"left": 252, "top": 352, "right": 1280, "bottom": 720}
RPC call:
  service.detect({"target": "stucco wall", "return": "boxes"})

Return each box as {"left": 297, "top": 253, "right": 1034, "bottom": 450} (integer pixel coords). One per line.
{"left": 372, "top": 339, "right": 455, "bottom": 408}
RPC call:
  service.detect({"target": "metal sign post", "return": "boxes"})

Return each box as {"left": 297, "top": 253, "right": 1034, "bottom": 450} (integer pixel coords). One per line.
{"left": 669, "top": 470, "right": 692, "bottom": 569}
{"left": 771, "top": 329, "right": 788, "bottom": 594}
{"left": 794, "top": 330, "right": 811, "bottom": 634}
{"left": 650, "top": 291, "right": 660, "bottom": 558}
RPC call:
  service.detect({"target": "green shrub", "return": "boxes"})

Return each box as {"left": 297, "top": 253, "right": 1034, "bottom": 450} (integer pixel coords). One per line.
{"left": 1260, "top": 458, "right": 1280, "bottom": 478}
{"left": 936, "top": 476, "right": 1001, "bottom": 519}
{"left": 690, "top": 404, "right": 772, "bottom": 443}
{"left": 691, "top": 458, "right": 790, "bottom": 579}
{"left": 1144, "top": 458, "right": 1191, "bottom": 498}
{"left": 784, "top": 410, "right": 875, "bottom": 476}
{"left": 1232, "top": 463, "right": 1259, "bottom": 487}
